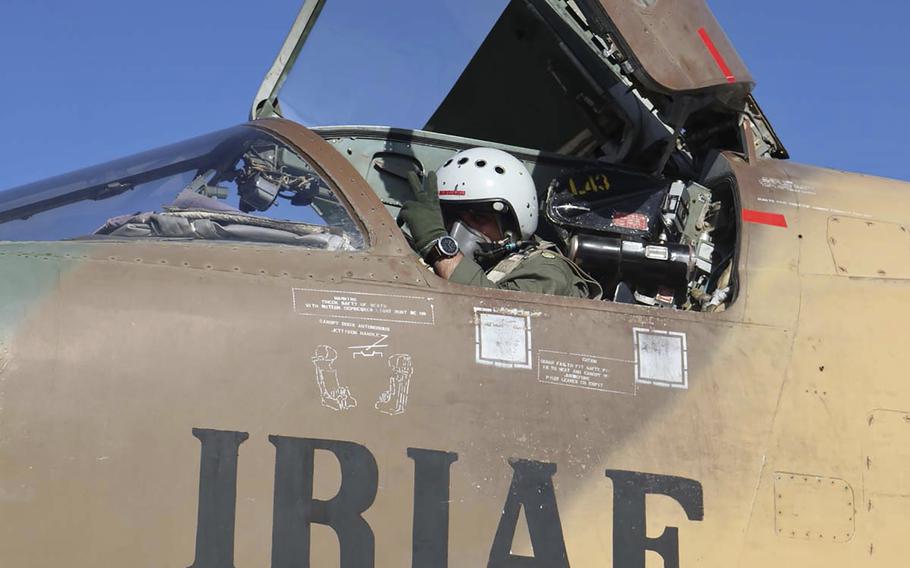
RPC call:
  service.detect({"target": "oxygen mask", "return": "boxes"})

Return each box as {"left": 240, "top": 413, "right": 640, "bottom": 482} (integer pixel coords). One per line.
{"left": 449, "top": 220, "right": 491, "bottom": 263}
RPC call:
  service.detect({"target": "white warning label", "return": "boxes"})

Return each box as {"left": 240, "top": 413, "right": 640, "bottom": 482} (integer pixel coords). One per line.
{"left": 292, "top": 288, "right": 435, "bottom": 325}
{"left": 537, "top": 351, "right": 635, "bottom": 395}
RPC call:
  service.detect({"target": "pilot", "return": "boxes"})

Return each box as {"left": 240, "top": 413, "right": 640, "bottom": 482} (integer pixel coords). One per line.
{"left": 399, "top": 147, "right": 599, "bottom": 299}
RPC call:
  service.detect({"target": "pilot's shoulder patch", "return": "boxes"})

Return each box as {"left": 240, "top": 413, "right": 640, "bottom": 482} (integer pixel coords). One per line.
{"left": 541, "top": 252, "right": 557, "bottom": 259}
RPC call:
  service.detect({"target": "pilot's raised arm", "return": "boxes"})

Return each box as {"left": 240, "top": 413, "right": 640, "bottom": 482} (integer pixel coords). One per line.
{"left": 398, "top": 148, "right": 599, "bottom": 300}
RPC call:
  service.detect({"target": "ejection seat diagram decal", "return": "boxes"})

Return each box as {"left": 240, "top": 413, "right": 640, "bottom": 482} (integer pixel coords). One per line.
{"left": 312, "top": 345, "right": 358, "bottom": 411}
{"left": 375, "top": 354, "right": 413, "bottom": 416}
{"left": 349, "top": 334, "right": 390, "bottom": 359}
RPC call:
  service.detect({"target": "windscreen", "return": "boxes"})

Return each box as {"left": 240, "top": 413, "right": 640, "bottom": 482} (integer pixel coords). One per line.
{"left": 275, "top": 0, "right": 510, "bottom": 129}
{"left": 0, "top": 126, "right": 363, "bottom": 249}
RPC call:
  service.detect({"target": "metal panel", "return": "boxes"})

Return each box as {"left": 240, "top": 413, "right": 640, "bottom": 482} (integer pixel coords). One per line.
{"left": 591, "top": 0, "right": 753, "bottom": 93}
{"left": 251, "top": 0, "right": 324, "bottom": 119}
{"left": 864, "top": 410, "right": 910, "bottom": 498}
{"left": 828, "top": 217, "right": 910, "bottom": 279}
{"left": 863, "top": 410, "right": 910, "bottom": 561}
{"left": 774, "top": 473, "right": 855, "bottom": 543}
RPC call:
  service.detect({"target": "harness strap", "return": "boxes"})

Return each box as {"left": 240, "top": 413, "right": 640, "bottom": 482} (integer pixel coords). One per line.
{"left": 487, "top": 239, "right": 603, "bottom": 299}
{"left": 486, "top": 240, "right": 559, "bottom": 284}
{"left": 487, "top": 252, "right": 530, "bottom": 283}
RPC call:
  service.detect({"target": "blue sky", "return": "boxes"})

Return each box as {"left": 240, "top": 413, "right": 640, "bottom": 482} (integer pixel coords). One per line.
{"left": 0, "top": 1, "right": 907, "bottom": 190}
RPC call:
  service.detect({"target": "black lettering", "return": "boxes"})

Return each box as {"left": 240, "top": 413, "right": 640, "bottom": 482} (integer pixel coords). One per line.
{"left": 188, "top": 428, "right": 249, "bottom": 568}
{"left": 408, "top": 448, "right": 458, "bottom": 568}
{"left": 605, "top": 470, "right": 704, "bottom": 568}
{"left": 488, "top": 459, "right": 569, "bottom": 568}
{"left": 269, "top": 435, "right": 378, "bottom": 568}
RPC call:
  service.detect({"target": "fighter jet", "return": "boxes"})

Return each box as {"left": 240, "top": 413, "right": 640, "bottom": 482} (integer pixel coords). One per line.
{"left": 1, "top": 1, "right": 907, "bottom": 566}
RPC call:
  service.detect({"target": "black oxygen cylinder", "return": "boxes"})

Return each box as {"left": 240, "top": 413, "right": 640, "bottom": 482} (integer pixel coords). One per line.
{"left": 568, "top": 234, "right": 693, "bottom": 286}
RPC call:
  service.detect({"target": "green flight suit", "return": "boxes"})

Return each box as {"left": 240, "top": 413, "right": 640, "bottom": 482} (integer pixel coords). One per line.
{"left": 397, "top": 170, "right": 599, "bottom": 299}
{"left": 449, "top": 246, "right": 596, "bottom": 299}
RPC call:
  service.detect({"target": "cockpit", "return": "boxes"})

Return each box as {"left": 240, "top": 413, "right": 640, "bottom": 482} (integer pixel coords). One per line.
{"left": 0, "top": 0, "right": 766, "bottom": 313}
{"left": 316, "top": 126, "right": 739, "bottom": 311}
{"left": 245, "top": 0, "right": 766, "bottom": 311}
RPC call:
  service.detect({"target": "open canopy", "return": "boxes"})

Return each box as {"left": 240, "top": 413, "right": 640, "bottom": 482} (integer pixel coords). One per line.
{"left": 252, "top": 0, "right": 785, "bottom": 170}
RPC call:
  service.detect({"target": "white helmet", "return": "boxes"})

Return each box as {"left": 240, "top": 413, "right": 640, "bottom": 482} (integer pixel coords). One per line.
{"left": 435, "top": 147, "right": 538, "bottom": 240}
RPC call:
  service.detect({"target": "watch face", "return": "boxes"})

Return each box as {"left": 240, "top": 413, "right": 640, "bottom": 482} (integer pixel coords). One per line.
{"left": 439, "top": 236, "right": 459, "bottom": 256}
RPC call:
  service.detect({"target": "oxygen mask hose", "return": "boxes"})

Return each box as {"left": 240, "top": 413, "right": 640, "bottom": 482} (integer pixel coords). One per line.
{"left": 474, "top": 240, "right": 536, "bottom": 264}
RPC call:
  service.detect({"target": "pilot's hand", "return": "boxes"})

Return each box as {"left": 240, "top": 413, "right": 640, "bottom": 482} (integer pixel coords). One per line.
{"left": 398, "top": 171, "right": 447, "bottom": 255}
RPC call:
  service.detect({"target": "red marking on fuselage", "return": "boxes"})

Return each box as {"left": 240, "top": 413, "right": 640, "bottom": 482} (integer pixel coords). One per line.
{"left": 697, "top": 27, "right": 736, "bottom": 84}
{"left": 742, "top": 209, "right": 788, "bottom": 228}
{"left": 439, "top": 190, "right": 466, "bottom": 196}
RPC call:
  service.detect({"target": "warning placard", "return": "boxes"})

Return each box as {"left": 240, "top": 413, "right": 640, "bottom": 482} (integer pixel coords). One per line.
{"left": 537, "top": 350, "right": 635, "bottom": 395}
{"left": 293, "top": 288, "right": 435, "bottom": 325}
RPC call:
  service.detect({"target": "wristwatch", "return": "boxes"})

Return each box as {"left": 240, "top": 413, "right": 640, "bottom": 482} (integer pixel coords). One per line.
{"left": 422, "top": 235, "right": 460, "bottom": 265}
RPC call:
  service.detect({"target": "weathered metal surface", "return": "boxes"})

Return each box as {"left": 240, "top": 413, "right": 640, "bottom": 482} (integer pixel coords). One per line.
{"left": 0, "top": 106, "right": 909, "bottom": 564}
{"left": 827, "top": 217, "right": 910, "bottom": 279}
{"left": 591, "top": 0, "right": 754, "bottom": 93}
{"left": 774, "top": 473, "right": 855, "bottom": 543}
{"left": 863, "top": 410, "right": 910, "bottom": 560}
{"left": 0, "top": 238, "right": 789, "bottom": 567}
